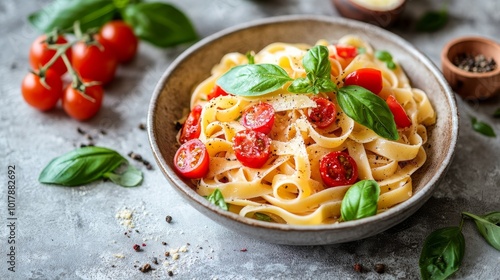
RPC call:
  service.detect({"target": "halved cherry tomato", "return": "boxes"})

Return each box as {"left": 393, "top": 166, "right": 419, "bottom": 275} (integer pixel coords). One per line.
{"left": 386, "top": 95, "right": 412, "bottom": 128}
{"left": 72, "top": 35, "right": 118, "bottom": 85}
{"left": 21, "top": 69, "right": 63, "bottom": 111}
{"left": 233, "top": 129, "right": 271, "bottom": 168}
{"left": 320, "top": 151, "right": 358, "bottom": 188}
{"left": 241, "top": 102, "right": 275, "bottom": 134}
{"left": 174, "top": 139, "right": 209, "bottom": 179}
{"left": 99, "top": 20, "right": 138, "bottom": 63}
{"left": 62, "top": 83, "right": 103, "bottom": 121}
{"left": 307, "top": 97, "right": 337, "bottom": 128}
{"left": 180, "top": 105, "right": 203, "bottom": 143}
{"left": 344, "top": 68, "right": 383, "bottom": 94}
{"left": 335, "top": 45, "right": 358, "bottom": 59}
{"left": 29, "top": 34, "right": 72, "bottom": 76}
{"left": 207, "top": 85, "right": 229, "bottom": 100}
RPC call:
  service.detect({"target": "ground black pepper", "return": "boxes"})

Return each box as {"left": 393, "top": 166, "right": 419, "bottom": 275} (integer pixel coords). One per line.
{"left": 453, "top": 53, "right": 497, "bottom": 73}
{"left": 168, "top": 270, "right": 174, "bottom": 277}
{"left": 165, "top": 215, "right": 173, "bottom": 223}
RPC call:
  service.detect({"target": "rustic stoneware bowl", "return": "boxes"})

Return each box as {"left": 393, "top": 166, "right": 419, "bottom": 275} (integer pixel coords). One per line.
{"left": 332, "top": 0, "right": 407, "bottom": 27}
{"left": 148, "top": 15, "right": 458, "bottom": 245}
{"left": 441, "top": 36, "right": 500, "bottom": 100}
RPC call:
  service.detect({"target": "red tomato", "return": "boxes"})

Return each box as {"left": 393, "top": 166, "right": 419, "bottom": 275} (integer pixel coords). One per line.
{"left": 29, "top": 34, "right": 72, "bottom": 76}
{"left": 62, "top": 83, "right": 104, "bottom": 121}
{"left": 233, "top": 129, "right": 271, "bottom": 169}
{"left": 344, "top": 68, "right": 383, "bottom": 94}
{"left": 174, "top": 139, "right": 210, "bottom": 179}
{"left": 320, "top": 151, "right": 358, "bottom": 188}
{"left": 21, "top": 69, "right": 63, "bottom": 111}
{"left": 207, "top": 85, "right": 229, "bottom": 100}
{"left": 241, "top": 102, "right": 275, "bottom": 134}
{"left": 180, "top": 105, "right": 203, "bottom": 143}
{"left": 72, "top": 35, "right": 118, "bottom": 85}
{"left": 335, "top": 45, "right": 357, "bottom": 59}
{"left": 386, "top": 95, "right": 412, "bottom": 128}
{"left": 307, "top": 97, "right": 337, "bottom": 128}
{"left": 99, "top": 20, "right": 138, "bottom": 63}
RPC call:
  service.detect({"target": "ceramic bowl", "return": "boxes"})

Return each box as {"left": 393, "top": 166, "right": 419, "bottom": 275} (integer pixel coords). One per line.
{"left": 441, "top": 36, "right": 500, "bottom": 100}
{"left": 148, "top": 15, "right": 458, "bottom": 245}
{"left": 332, "top": 0, "right": 406, "bottom": 27}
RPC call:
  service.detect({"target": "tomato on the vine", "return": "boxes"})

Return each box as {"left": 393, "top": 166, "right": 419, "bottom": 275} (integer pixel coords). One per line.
{"left": 307, "top": 97, "right": 337, "bottom": 128}
{"left": 180, "top": 105, "right": 203, "bottom": 143}
{"left": 174, "top": 139, "right": 210, "bottom": 179}
{"left": 62, "top": 83, "right": 104, "bottom": 121}
{"left": 335, "top": 45, "right": 358, "bottom": 59}
{"left": 233, "top": 129, "right": 271, "bottom": 169}
{"left": 207, "top": 85, "right": 229, "bottom": 100}
{"left": 72, "top": 35, "right": 118, "bottom": 85}
{"left": 29, "top": 34, "right": 72, "bottom": 76}
{"left": 21, "top": 69, "right": 63, "bottom": 111}
{"left": 344, "top": 68, "right": 383, "bottom": 95}
{"left": 386, "top": 95, "right": 412, "bottom": 128}
{"left": 241, "top": 102, "right": 275, "bottom": 134}
{"left": 98, "top": 20, "right": 138, "bottom": 63}
{"left": 320, "top": 151, "right": 358, "bottom": 188}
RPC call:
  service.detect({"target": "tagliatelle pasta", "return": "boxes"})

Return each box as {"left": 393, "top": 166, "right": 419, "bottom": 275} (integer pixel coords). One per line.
{"left": 177, "top": 35, "right": 436, "bottom": 225}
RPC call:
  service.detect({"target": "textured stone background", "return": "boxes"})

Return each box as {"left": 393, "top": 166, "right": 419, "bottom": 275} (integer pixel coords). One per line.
{"left": 0, "top": 0, "right": 499, "bottom": 279}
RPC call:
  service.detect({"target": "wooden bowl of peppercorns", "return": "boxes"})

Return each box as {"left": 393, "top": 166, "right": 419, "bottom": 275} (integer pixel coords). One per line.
{"left": 441, "top": 36, "right": 500, "bottom": 100}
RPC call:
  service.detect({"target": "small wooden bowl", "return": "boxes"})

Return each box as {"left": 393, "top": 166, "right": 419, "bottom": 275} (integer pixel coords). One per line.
{"left": 332, "top": 0, "right": 406, "bottom": 28}
{"left": 441, "top": 36, "right": 500, "bottom": 100}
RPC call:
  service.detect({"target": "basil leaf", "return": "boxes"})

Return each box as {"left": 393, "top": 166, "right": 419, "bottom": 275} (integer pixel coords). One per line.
{"left": 419, "top": 226, "right": 465, "bottom": 280}
{"left": 217, "top": 64, "right": 293, "bottom": 96}
{"left": 340, "top": 180, "right": 380, "bottom": 221}
{"left": 104, "top": 165, "right": 143, "bottom": 187}
{"left": 337, "top": 85, "right": 399, "bottom": 140}
{"left": 206, "top": 189, "right": 228, "bottom": 211}
{"left": 255, "top": 212, "right": 272, "bottom": 222}
{"left": 288, "top": 77, "right": 314, "bottom": 93}
{"left": 246, "top": 52, "right": 255, "bottom": 65}
{"left": 493, "top": 108, "right": 500, "bottom": 118}
{"left": 28, "top": 0, "right": 118, "bottom": 33}
{"left": 122, "top": 2, "right": 197, "bottom": 47}
{"left": 462, "top": 212, "right": 500, "bottom": 251}
{"left": 315, "top": 77, "right": 337, "bottom": 93}
{"left": 39, "top": 146, "right": 126, "bottom": 186}
{"left": 416, "top": 10, "right": 449, "bottom": 32}
{"left": 375, "top": 50, "right": 397, "bottom": 70}
{"left": 303, "top": 45, "right": 331, "bottom": 79}
{"left": 471, "top": 117, "right": 496, "bottom": 137}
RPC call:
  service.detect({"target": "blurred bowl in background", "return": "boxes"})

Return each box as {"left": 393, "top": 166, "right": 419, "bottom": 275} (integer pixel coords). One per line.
{"left": 332, "top": 0, "right": 406, "bottom": 27}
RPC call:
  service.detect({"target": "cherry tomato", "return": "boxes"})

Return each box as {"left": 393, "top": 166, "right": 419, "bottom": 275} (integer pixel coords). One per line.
{"left": 386, "top": 95, "right": 412, "bottom": 128}
{"left": 241, "top": 102, "right": 275, "bottom": 134}
{"left": 99, "top": 20, "right": 138, "bottom": 63}
{"left": 29, "top": 34, "right": 72, "bottom": 76}
{"left": 180, "top": 105, "right": 203, "bottom": 143}
{"left": 344, "top": 68, "right": 383, "bottom": 94}
{"left": 207, "top": 85, "right": 229, "bottom": 100}
{"left": 72, "top": 35, "right": 118, "bottom": 85}
{"left": 307, "top": 97, "right": 337, "bottom": 128}
{"left": 21, "top": 69, "right": 63, "bottom": 111}
{"left": 320, "top": 151, "right": 358, "bottom": 188}
{"left": 335, "top": 45, "right": 358, "bottom": 59}
{"left": 62, "top": 83, "right": 104, "bottom": 121}
{"left": 174, "top": 139, "right": 210, "bottom": 179}
{"left": 233, "top": 129, "right": 271, "bottom": 169}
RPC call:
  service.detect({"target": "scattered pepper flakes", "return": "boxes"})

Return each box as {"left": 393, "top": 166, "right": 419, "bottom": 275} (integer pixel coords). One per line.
{"left": 133, "top": 244, "right": 142, "bottom": 252}
{"left": 164, "top": 251, "right": 170, "bottom": 257}
{"left": 165, "top": 215, "right": 173, "bottom": 223}
{"left": 142, "top": 243, "right": 147, "bottom": 247}
{"left": 139, "top": 123, "right": 146, "bottom": 130}
{"left": 77, "top": 127, "right": 86, "bottom": 135}
{"left": 152, "top": 257, "right": 158, "bottom": 265}
{"left": 168, "top": 270, "right": 174, "bottom": 277}
{"left": 139, "top": 263, "right": 152, "bottom": 273}
{"left": 375, "top": 263, "right": 386, "bottom": 274}
{"left": 162, "top": 241, "right": 167, "bottom": 246}
{"left": 354, "top": 263, "right": 363, "bottom": 272}
{"left": 240, "top": 248, "right": 247, "bottom": 252}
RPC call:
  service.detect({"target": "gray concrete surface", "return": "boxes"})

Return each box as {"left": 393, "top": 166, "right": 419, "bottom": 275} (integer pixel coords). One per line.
{"left": 1, "top": 0, "right": 499, "bottom": 279}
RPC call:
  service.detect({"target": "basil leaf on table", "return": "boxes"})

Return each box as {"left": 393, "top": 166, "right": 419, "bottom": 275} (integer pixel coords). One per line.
{"left": 122, "top": 2, "right": 197, "bottom": 47}
{"left": 206, "top": 189, "right": 228, "bottom": 211}
{"left": 471, "top": 117, "right": 496, "bottom": 137}
{"left": 493, "top": 108, "right": 500, "bottom": 118}
{"left": 217, "top": 64, "right": 293, "bottom": 96}
{"left": 416, "top": 9, "right": 449, "bottom": 32}
{"left": 337, "top": 85, "right": 399, "bottom": 140}
{"left": 340, "top": 180, "right": 380, "bottom": 221}
{"left": 104, "top": 165, "right": 143, "bottom": 187}
{"left": 28, "top": 0, "right": 118, "bottom": 33}
{"left": 39, "top": 146, "right": 142, "bottom": 187}
{"left": 419, "top": 226, "right": 465, "bottom": 280}
{"left": 462, "top": 212, "right": 500, "bottom": 251}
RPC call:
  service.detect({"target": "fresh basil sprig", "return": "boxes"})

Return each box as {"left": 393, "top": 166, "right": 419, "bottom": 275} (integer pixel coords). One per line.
{"left": 462, "top": 211, "right": 500, "bottom": 251}
{"left": 28, "top": 0, "right": 197, "bottom": 48}
{"left": 206, "top": 189, "right": 228, "bottom": 211}
{"left": 337, "top": 86, "right": 399, "bottom": 140}
{"left": 340, "top": 180, "right": 380, "bottom": 221}
{"left": 375, "top": 50, "right": 396, "bottom": 70}
{"left": 419, "top": 226, "right": 465, "bottom": 280}
{"left": 39, "top": 146, "right": 143, "bottom": 187}
{"left": 471, "top": 116, "right": 496, "bottom": 137}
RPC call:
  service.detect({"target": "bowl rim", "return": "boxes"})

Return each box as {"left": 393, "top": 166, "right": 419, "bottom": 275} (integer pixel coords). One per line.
{"left": 148, "top": 14, "right": 459, "bottom": 233}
